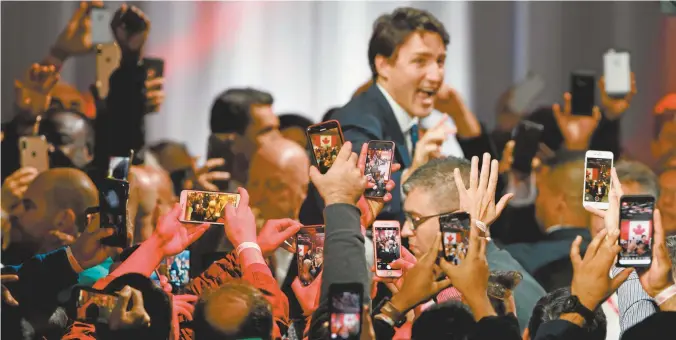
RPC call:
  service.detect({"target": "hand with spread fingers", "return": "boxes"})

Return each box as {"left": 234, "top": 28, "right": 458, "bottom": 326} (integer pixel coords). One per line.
{"left": 257, "top": 218, "right": 302, "bottom": 255}
{"left": 637, "top": 210, "right": 675, "bottom": 299}
{"left": 109, "top": 286, "right": 151, "bottom": 330}
{"left": 599, "top": 72, "right": 637, "bottom": 120}
{"left": 552, "top": 93, "right": 602, "bottom": 150}
{"left": 453, "top": 153, "right": 513, "bottom": 235}
{"left": 153, "top": 203, "right": 210, "bottom": 257}
{"left": 310, "top": 141, "right": 367, "bottom": 207}
{"left": 569, "top": 229, "right": 633, "bottom": 312}
{"left": 15, "top": 64, "right": 60, "bottom": 117}
{"left": 193, "top": 158, "right": 231, "bottom": 192}
{"left": 356, "top": 143, "right": 401, "bottom": 227}
{"left": 53, "top": 1, "right": 104, "bottom": 57}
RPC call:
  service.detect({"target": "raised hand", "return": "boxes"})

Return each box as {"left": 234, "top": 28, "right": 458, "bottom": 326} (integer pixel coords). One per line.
{"left": 109, "top": 286, "right": 151, "bottom": 330}
{"left": 599, "top": 73, "right": 637, "bottom": 120}
{"left": 569, "top": 229, "right": 633, "bottom": 311}
{"left": 223, "top": 187, "right": 257, "bottom": 248}
{"left": 410, "top": 116, "right": 454, "bottom": 172}
{"left": 637, "top": 210, "right": 674, "bottom": 298}
{"left": 111, "top": 4, "right": 150, "bottom": 59}
{"left": 153, "top": 204, "right": 209, "bottom": 257}
{"left": 356, "top": 143, "right": 401, "bottom": 227}
{"left": 1, "top": 274, "right": 19, "bottom": 306}
{"left": 70, "top": 213, "right": 116, "bottom": 270}
{"left": 53, "top": 1, "right": 104, "bottom": 57}
{"left": 14, "top": 64, "right": 60, "bottom": 117}
{"left": 310, "top": 141, "right": 366, "bottom": 207}
{"left": 453, "top": 153, "right": 513, "bottom": 234}
{"left": 257, "top": 218, "right": 302, "bottom": 255}
{"left": 193, "top": 158, "right": 231, "bottom": 192}
{"left": 552, "top": 93, "right": 602, "bottom": 150}
{"left": 585, "top": 168, "right": 624, "bottom": 229}
{"left": 1, "top": 167, "right": 39, "bottom": 213}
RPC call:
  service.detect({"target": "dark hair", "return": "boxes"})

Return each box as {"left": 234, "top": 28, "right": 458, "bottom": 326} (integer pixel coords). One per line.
{"left": 278, "top": 113, "right": 314, "bottom": 131}
{"left": 368, "top": 7, "right": 450, "bottom": 80}
{"left": 614, "top": 160, "right": 660, "bottom": 199}
{"left": 402, "top": 156, "right": 471, "bottom": 212}
{"left": 321, "top": 107, "right": 341, "bottom": 122}
{"left": 412, "top": 301, "right": 474, "bottom": 340}
{"left": 193, "top": 281, "right": 273, "bottom": 340}
{"left": 40, "top": 108, "right": 95, "bottom": 155}
{"left": 210, "top": 88, "right": 274, "bottom": 135}
{"left": 528, "top": 287, "right": 606, "bottom": 339}
{"left": 100, "top": 274, "right": 172, "bottom": 340}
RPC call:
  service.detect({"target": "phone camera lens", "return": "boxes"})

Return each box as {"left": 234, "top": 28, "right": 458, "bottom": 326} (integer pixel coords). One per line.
{"left": 32, "top": 152, "right": 36, "bottom": 157}
{"left": 106, "top": 57, "right": 111, "bottom": 63}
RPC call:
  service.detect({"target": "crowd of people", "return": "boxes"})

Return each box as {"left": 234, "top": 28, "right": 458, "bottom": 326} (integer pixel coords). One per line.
{"left": 1, "top": 2, "right": 676, "bottom": 340}
{"left": 364, "top": 148, "right": 393, "bottom": 197}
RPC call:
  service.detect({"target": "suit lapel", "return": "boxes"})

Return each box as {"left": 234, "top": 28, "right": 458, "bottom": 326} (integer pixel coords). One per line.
{"left": 365, "top": 85, "right": 412, "bottom": 167}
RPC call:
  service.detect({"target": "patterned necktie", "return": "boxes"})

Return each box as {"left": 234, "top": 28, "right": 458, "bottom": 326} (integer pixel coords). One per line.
{"left": 409, "top": 123, "right": 419, "bottom": 157}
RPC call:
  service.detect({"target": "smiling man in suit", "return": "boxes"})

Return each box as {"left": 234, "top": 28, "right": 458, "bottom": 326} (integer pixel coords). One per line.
{"left": 300, "top": 7, "right": 453, "bottom": 225}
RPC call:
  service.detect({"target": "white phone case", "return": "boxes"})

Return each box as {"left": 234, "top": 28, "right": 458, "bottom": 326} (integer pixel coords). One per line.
{"left": 90, "top": 8, "right": 114, "bottom": 45}
{"left": 603, "top": 50, "right": 631, "bottom": 96}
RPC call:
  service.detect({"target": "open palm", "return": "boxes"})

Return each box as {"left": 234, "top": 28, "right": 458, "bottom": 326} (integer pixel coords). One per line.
{"left": 154, "top": 204, "right": 209, "bottom": 257}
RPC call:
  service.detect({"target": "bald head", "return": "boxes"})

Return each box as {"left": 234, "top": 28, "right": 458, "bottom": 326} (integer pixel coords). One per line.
{"left": 247, "top": 137, "right": 310, "bottom": 220}
{"left": 34, "top": 168, "right": 98, "bottom": 223}
{"left": 128, "top": 165, "right": 176, "bottom": 243}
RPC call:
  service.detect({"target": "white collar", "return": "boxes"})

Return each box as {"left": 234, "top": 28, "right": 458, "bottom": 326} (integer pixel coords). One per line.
{"left": 376, "top": 83, "right": 418, "bottom": 133}
{"left": 546, "top": 225, "right": 568, "bottom": 234}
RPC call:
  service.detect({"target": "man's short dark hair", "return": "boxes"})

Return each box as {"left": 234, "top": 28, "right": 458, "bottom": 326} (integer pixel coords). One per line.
{"left": 528, "top": 287, "right": 606, "bottom": 339}
{"left": 210, "top": 88, "right": 274, "bottom": 135}
{"left": 402, "top": 157, "right": 471, "bottom": 212}
{"left": 278, "top": 113, "right": 314, "bottom": 131}
{"left": 412, "top": 301, "right": 474, "bottom": 340}
{"left": 193, "top": 281, "right": 273, "bottom": 340}
{"left": 368, "top": 7, "right": 450, "bottom": 80}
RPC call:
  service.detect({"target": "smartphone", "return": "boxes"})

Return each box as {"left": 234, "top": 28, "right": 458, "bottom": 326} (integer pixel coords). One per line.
{"left": 570, "top": 71, "right": 596, "bottom": 116}
{"left": 617, "top": 195, "right": 655, "bottom": 267}
{"left": 583, "top": 150, "right": 614, "bottom": 210}
{"left": 364, "top": 141, "right": 395, "bottom": 198}
{"left": 108, "top": 150, "right": 134, "bottom": 181}
{"left": 439, "top": 212, "right": 471, "bottom": 264}
{"left": 373, "top": 221, "right": 402, "bottom": 278}
{"left": 329, "top": 283, "right": 363, "bottom": 340}
{"left": 603, "top": 50, "right": 631, "bottom": 98}
{"left": 95, "top": 43, "right": 121, "bottom": 99}
{"left": 90, "top": 8, "right": 114, "bottom": 45}
{"left": 143, "top": 57, "right": 165, "bottom": 79}
{"left": 150, "top": 249, "right": 191, "bottom": 293}
{"left": 206, "top": 134, "right": 236, "bottom": 191}
{"left": 71, "top": 287, "right": 119, "bottom": 324}
{"left": 98, "top": 178, "right": 129, "bottom": 248}
{"left": 509, "top": 73, "right": 545, "bottom": 114}
{"left": 179, "top": 190, "right": 241, "bottom": 224}
{"left": 511, "top": 120, "right": 544, "bottom": 174}
{"left": 306, "top": 120, "right": 345, "bottom": 174}
{"left": 296, "top": 225, "right": 325, "bottom": 286}
{"left": 19, "top": 136, "right": 49, "bottom": 172}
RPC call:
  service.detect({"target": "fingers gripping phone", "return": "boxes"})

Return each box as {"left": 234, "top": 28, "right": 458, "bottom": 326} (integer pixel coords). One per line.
{"left": 306, "top": 120, "right": 345, "bottom": 174}
{"left": 108, "top": 150, "right": 134, "bottom": 181}
{"left": 178, "top": 190, "right": 241, "bottom": 225}
{"left": 583, "top": 150, "right": 614, "bottom": 210}
{"left": 70, "top": 287, "right": 119, "bottom": 324}
{"left": 296, "top": 225, "right": 325, "bottom": 286}
{"left": 603, "top": 49, "right": 631, "bottom": 98}
{"left": 19, "top": 136, "right": 49, "bottom": 172}
{"left": 570, "top": 71, "right": 597, "bottom": 116}
{"left": 617, "top": 195, "right": 655, "bottom": 267}
{"left": 373, "top": 221, "right": 402, "bottom": 278}
{"left": 99, "top": 178, "right": 130, "bottom": 248}
{"left": 329, "top": 283, "right": 364, "bottom": 340}
{"left": 439, "top": 212, "right": 471, "bottom": 265}
{"left": 364, "top": 141, "right": 395, "bottom": 198}
{"left": 150, "top": 249, "right": 191, "bottom": 293}
{"left": 511, "top": 120, "right": 544, "bottom": 174}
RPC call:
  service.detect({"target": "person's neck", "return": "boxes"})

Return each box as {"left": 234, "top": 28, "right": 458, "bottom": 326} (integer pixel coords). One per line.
{"left": 376, "top": 79, "right": 414, "bottom": 119}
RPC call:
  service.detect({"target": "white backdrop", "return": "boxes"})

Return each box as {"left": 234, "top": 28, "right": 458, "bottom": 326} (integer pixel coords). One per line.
{"left": 2, "top": 1, "right": 673, "bottom": 166}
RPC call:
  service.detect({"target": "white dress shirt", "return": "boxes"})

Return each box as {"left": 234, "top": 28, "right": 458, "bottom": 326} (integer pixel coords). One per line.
{"left": 376, "top": 84, "right": 418, "bottom": 158}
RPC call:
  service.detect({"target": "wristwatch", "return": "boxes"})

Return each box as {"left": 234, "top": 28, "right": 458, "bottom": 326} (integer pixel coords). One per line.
{"left": 562, "top": 295, "right": 596, "bottom": 324}
{"left": 373, "top": 297, "right": 407, "bottom": 328}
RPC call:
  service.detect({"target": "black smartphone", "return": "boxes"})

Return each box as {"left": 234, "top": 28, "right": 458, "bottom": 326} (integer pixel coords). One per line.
{"left": 511, "top": 120, "right": 544, "bottom": 174}
{"left": 617, "top": 195, "right": 655, "bottom": 268}
{"left": 364, "top": 141, "right": 395, "bottom": 198}
{"left": 150, "top": 249, "right": 191, "bottom": 293}
{"left": 570, "top": 71, "right": 596, "bottom": 116}
{"left": 98, "top": 178, "right": 129, "bottom": 248}
{"left": 143, "top": 57, "right": 164, "bottom": 79}
{"left": 296, "top": 225, "right": 325, "bottom": 286}
{"left": 206, "top": 134, "right": 236, "bottom": 191}
{"left": 108, "top": 150, "right": 134, "bottom": 181}
{"left": 329, "top": 283, "right": 364, "bottom": 340}
{"left": 69, "top": 287, "right": 119, "bottom": 324}
{"left": 306, "top": 120, "right": 345, "bottom": 174}
{"left": 439, "top": 212, "right": 471, "bottom": 264}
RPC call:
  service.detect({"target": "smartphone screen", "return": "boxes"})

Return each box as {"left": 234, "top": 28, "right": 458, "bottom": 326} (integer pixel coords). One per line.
{"left": 306, "top": 120, "right": 344, "bottom": 174}
{"left": 150, "top": 249, "right": 191, "bottom": 292}
{"left": 583, "top": 151, "right": 613, "bottom": 209}
{"left": 364, "top": 141, "right": 395, "bottom": 198}
{"left": 75, "top": 288, "right": 118, "bottom": 324}
{"left": 108, "top": 156, "right": 131, "bottom": 181}
{"left": 99, "top": 178, "right": 129, "bottom": 248}
{"left": 90, "top": 8, "right": 114, "bottom": 45}
{"left": 570, "top": 71, "right": 596, "bottom": 116}
{"left": 296, "top": 226, "right": 325, "bottom": 286}
{"left": 511, "top": 120, "right": 544, "bottom": 174}
{"left": 329, "top": 284, "right": 363, "bottom": 340}
{"left": 179, "top": 190, "right": 241, "bottom": 224}
{"left": 143, "top": 58, "right": 165, "bottom": 78}
{"left": 373, "top": 221, "right": 402, "bottom": 277}
{"left": 439, "top": 212, "right": 471, "bottom": 264}
{"left": 618, "top": 196, "right": 655, "bottom": 267}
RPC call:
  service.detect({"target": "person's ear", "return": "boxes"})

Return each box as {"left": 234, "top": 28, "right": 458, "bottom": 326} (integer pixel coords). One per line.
{"left": 375, "top": 55, "right": 392, "bottom": 81}
{"left": 53, "top": 209, "right": 77, "bottom": 233}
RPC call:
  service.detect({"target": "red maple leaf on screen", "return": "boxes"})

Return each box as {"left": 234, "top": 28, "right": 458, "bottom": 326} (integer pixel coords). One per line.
{"left": 633, "top": 224, "right": 646, "bottom": 235}
{"left": 322, "top": 137, "right": 330, "bottom": 144}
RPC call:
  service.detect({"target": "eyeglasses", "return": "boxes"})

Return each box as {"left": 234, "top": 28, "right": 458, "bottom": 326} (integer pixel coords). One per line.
{"left": 404, "top": 212, "right": 447, "bottom": 232}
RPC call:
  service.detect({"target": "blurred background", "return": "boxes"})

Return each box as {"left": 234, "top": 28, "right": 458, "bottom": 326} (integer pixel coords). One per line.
{"left": 2, "top": 1, "right": 675, "bottom": 166}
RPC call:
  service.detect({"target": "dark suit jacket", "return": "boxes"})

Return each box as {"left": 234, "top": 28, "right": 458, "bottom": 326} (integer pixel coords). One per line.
{"left": 300, "top": 85, "right": 413, "bottom": 226}
{"left": 503, "top": 228, "right": 592, "bottom": 292}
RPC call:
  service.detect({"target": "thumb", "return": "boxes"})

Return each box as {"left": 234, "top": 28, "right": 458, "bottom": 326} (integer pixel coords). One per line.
{"left": 610, "top": 268, "right": 634, "bottom": 293}
{"left": 279, "top": 223, "right": 302, "bottom": 241}
{"left": 309, "top": 166, "right": 322, "bottom": 185}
